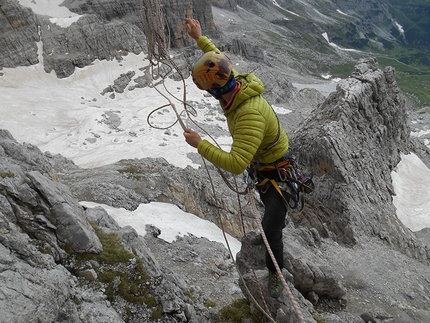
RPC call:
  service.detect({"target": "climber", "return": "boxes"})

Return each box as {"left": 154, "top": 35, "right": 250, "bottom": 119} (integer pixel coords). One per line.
{"left": 183, "top": 18, "right": 292, "bottom": 298}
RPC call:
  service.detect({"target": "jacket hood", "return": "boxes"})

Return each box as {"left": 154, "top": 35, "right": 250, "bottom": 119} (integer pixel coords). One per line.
{"left": 223, "top": 73, "right": 264, "bottom": 115}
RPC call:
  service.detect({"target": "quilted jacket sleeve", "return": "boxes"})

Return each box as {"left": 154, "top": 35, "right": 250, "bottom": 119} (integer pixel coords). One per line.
{"left": 197, "top": 97, "right": 266, "bottom": 174}
{"left": 196, "top": 36, "right": 218, "bottom": 53}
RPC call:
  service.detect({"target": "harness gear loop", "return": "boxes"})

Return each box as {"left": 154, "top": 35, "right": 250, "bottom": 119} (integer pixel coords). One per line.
{"left": 251, "top": 152, "right": 314, "bottom": 216}
{"left": 256, "top": 178, "right": 306, "bottom": 216}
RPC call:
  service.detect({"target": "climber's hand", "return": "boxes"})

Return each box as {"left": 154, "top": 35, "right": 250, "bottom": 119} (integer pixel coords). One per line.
{"left": 183, "top": 128, "right": 201, "bottom": 148}
{"left": 184, "top": 18, "right": 202, "bottom": 40}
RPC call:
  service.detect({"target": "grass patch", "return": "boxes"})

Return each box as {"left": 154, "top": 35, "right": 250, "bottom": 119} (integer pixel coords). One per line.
{"left": 217, "top": 298, "right": 263, "bottom": 323}
{"left": 117, "top": 162, "right": 163, "bottom": 180}
{"left": 150, "top": 306, "right": 163, "bottom": 320}
{"left": 78, "top": 225, "right": 135, "bottom": 265}
{"left": 184, "top": 290, "right": 198, "bottom": 303}
{"left": 38, "top": 244, "right": 53, "bottom": 255}
{"left": 117, "top": 164, "right": 144, "bottom": 180}
{"left": 313, "top": 315, "right": 328, "bottom": 323}
{"left": 204, "top": 300, "right": 217, "bottom": 308}
{"left": 74, "top": 222, "right": 156, "bottom": 322}
{"left": 329, "top": 61, "right": 357, "bottom": 78}
{"left": 0, "top": 171, "right": 14, "bottom": 178}
{"left": 98, "top": 263, "right": 150, "bottom": 304}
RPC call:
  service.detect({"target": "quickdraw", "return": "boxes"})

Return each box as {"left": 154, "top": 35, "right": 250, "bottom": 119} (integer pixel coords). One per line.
{"left": 253, "top": 156, "right": 314, "bottom": 216}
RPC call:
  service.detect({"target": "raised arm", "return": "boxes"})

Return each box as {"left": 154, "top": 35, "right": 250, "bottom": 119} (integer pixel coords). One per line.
{"left": 184, "top": 18, "right": 202, "bottom": 41}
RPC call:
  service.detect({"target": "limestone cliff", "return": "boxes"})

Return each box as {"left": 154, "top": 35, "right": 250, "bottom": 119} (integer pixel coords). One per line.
{"left": 0, "top": 0, "right": 215, "bottom": 77}
{"left": 0, "top": 129, "right": 215, "bottom": 322}
{"left": 292, "top": 58, "right": 426, "bottom": 260}
{"left": 0, "top": 0, "right": 40, "bottom": 68}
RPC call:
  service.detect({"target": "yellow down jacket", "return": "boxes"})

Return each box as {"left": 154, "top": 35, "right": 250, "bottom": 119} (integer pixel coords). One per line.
{"left": 196, "top": 36, "right": 289, "bottom": 175}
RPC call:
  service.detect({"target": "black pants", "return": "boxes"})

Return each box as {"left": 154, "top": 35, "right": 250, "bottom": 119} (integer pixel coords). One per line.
{"left": 257, "top": 170, "right": 289, "bottom": 273}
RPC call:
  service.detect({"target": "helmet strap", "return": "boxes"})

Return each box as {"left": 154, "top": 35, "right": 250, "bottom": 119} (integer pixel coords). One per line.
{"left": 207, "top": 73, "right": 236, "bottom": 99}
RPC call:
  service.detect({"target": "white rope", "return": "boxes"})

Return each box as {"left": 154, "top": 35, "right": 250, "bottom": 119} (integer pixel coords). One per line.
{"left": 247, "top": 189, "right": 305, "bottom": 322}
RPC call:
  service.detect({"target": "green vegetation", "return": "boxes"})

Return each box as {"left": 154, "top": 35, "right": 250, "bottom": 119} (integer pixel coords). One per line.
{"left": 74, "top": 223, "right": 157, "bottom": 321}
{"left": 377, "top": 51, "right": 430, "bottom": 106}
{"left": 117, "top": 164, "right": 144, "bottom": 180}
{"left": 313, "top": 315, "right": 328, "bottom": 323}
{"left": 98, "top": 263, "right": 149, "bottom": 304}
{"left": 78, "top": 225, "right": 137, "bottom": 265}
{"left": 38, "top": 244, "right": 53, "bottom": 255}
{"left": 184, "top": 290, "right": 198, "bottom": 303}
{"left": 204, "top": 300, "right": 217, "bottom": 308}
{"left": 117, "top": 162, "right": 162, "bottom": 180}
{"left": 0, "top": 171, "right": 14, "bottom": 178}
{"left": 217, "top": 298, "right": 263, "bottom": 323}
{"left": 150, "top": 306, "right": 162, "bottom": 320}
{"left": 329, "top": 61, "right": 357, "bottom": 78}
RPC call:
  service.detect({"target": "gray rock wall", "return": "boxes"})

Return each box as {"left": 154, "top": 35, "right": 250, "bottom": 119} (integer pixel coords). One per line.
{"left": 292, "top": 58, "right": 428, "bottom": 261}
{"left": 0, "top": 129, "right": 213, "bottom": 322}
{"left": 0, "top": 0, "right": 40, "bottom": 68}
{"left": 0, "top": 0, "right": 215, "bottom": 77}
{"left": 0, "top": 130, "right": 102, "bottom": 258}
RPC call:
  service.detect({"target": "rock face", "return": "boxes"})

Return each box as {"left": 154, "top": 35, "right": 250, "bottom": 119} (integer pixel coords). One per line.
{"left": 221, "top": 38, "right": 265, "bottom": 63}
{"left": 292, "top": 58, "right": 428, "bottom": 262}
{"left": 0, "top": 129, "right": 216, "bottom": 322}
{"left": 54, "top": 156, "right": 258, "bottom": 239}
{"left": 0, "top": 0, "right": 215, "bottom": 77}
{"left": 0, "top": 130, "right": 102, "bottom": 257}
{"left": 211, "top": 0, "right": 238, "bottom": 11}
{"left": 0, "top": 0, "right": 40, "bottom": 68}
{"left": 0, "top": 130, "right": 115, "bottom": 322}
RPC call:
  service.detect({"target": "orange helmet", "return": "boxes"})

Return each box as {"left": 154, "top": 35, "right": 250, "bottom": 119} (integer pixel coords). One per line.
{"left": 192, "top": 51, "right": 234, "bottom": 90}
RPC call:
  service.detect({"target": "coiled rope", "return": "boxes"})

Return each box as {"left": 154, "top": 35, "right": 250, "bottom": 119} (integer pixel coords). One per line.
{"left": 141, "top": 1, "right": 196, "bottom": 131}
{"left": 140, "top": 1, "right": 305, "bottom": 321}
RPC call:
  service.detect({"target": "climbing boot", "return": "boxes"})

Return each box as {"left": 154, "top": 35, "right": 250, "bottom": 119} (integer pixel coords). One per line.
{"left": 268, "top": 271, "right": 283, "bottom": 298}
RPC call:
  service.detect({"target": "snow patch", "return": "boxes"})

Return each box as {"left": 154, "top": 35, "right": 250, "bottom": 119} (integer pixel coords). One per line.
{"left": 336, "top": 9, "right": 354, "bottom": 18}
{"left": 80, "top": 201, "right": 242, "bottom": 256}
{"left": 18, "top": 0, "right": 82, "bottom": 28}
{"left": 394, "top": 21, "right": 404, "bottom": 34}
{"left": 391, "top": 153, "right": 430, "bottom": 232}
{"left": 49, "top": 16, "right": 82, "bottom": 28}
{"left": 322, "top": 32, "right": 361, "bottom": 52}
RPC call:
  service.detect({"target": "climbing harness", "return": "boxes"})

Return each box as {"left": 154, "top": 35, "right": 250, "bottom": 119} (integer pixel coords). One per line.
{"left": 249, "top": 153, "right": 315, "bottom": 216}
